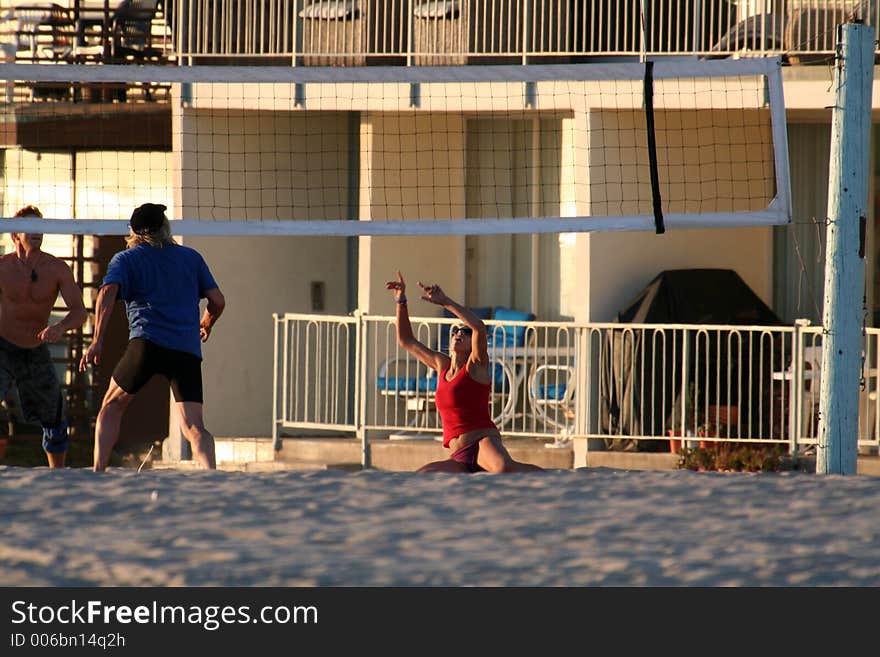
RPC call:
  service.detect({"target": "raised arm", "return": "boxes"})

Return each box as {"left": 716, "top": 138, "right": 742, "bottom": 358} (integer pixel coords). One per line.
{"left": 418, "top": 281, "right": 489, "bottom": 364}
{"left": 385, "top": 271, "right": 448, "bottom": 372}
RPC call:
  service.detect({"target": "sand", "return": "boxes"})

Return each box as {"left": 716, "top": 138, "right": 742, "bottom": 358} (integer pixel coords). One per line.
{"left": 2, "top": 465, "right": 880, "bottom": 586}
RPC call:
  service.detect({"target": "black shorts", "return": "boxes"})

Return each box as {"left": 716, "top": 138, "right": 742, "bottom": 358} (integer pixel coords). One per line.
{"left": 112, "top": 338, "right": 203, "bottom": 403}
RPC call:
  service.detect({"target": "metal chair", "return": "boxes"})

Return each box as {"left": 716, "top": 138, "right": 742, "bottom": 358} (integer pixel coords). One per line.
{"left": 529, "top": 362, "right": 575, "bottom": 432}
{"left": 74, "top": 0, "right": 165, "bottom": 64}
{"left": 800, "top": 345, "right": 822, "bottom": 439}
{"left": 3, "top": 3, "right": 75, "bottom": 63}
{"left": 376, "top": 356, "right": 438, "bottom": 432}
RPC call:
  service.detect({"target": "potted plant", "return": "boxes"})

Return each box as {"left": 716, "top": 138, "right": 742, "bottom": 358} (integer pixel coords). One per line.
{"left": 669, "top": 383, "right": 741, "bottom": 453}
{"left": 668, "top": 382, "right": 698, "bottom": 454}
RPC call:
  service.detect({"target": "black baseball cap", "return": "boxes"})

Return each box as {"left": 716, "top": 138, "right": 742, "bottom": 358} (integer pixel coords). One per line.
{"left": 129, "top": 203, "right": 167, "bottom": 235}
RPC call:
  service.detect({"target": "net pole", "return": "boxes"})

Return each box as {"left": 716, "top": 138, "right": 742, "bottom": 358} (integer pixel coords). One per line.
{"left": 817, "top": 22, "right": 875, "bottom": 475}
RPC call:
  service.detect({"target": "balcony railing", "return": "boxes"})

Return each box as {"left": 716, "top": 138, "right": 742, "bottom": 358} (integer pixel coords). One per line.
{"left": 2, "top": 1, "right": 877, "bottom": 67}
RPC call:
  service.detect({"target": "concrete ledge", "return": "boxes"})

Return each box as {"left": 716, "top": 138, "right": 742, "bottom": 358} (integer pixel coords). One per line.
{"left": 151, "top": 437, "right": 880, "bottom": 476}
{"left": 214, "top": 437, "right": 276, "bottom": 465}
{"left": 370, "top": 437, "right": 571, "bottom": 471}
{"left": 858, "top": 456, "right": 880, "bottom": 476}
{"left": 370, "top": 439, "right": 446, "bottom": 471}
{"left": 274, "top": 436, "right": 572, "bottom": 472}
{"left": 793, "top": 455, "right": 880, "bottom": 476}
{"left": 582, "top": 450, "right": 680, "bottom": 472}
{"left": 277, "top": 437, "right": 362, "bottom": 464}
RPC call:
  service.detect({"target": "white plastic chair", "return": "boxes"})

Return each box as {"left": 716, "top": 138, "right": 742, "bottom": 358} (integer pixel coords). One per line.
{"left": 801, "top": 345, "right": 822, "bottom": 439}
{"left": 529, "top": 363, "right": 575, "bottom": 431}
{"left": 799, "top": 346, "right": 877, "bottom": 442}
{"left": 376, "top": 356, "right": 437, "bottom": 426}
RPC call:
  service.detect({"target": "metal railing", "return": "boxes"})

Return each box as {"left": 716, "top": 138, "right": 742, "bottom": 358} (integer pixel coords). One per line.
{"left": 3, "top": 1, "right": 877, "bottom": 66}
{"left": 166, "top": 0, "right": 880, "bottom": 62}
{"left": 273, "top": 312, "right": 880, "bottom": 466}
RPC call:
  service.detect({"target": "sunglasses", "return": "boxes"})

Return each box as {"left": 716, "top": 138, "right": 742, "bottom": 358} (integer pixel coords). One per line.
{"left": 451, "top": 326, "right": 472, "bottom": 336}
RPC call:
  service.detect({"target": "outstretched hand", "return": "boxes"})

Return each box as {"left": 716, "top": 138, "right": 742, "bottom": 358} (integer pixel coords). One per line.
{"left": 385, "top": 270, "right": 406, "bottom": 301}
{"left": 418, "top": 281, "right": 450, "bottom": 306}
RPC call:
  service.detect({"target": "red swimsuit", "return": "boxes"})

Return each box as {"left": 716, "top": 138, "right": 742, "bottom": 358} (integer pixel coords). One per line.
{"left": 434, "top": 364, "right": 497, "bottom": 449}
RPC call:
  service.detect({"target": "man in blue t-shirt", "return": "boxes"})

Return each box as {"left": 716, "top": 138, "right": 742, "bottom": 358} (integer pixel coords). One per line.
{"left": 80, "top": 203, "right": 226, "bottom": 471}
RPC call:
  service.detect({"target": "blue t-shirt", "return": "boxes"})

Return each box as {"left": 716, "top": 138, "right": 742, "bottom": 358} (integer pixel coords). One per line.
{"left": 103, "top": 243, "right": 218, "bottom": 358}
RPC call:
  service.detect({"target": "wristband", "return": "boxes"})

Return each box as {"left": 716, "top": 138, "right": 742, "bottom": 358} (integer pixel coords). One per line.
{"left": 396, "top": 295, "right": 407, "bottom": 305}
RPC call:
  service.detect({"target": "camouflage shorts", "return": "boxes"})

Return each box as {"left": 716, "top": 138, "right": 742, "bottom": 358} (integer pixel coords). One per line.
{"left": 0, "top": 336, "right": 63, "bottom": 427}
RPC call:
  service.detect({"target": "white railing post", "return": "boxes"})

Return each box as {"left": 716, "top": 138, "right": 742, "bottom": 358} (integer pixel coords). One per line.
{"left": 355, "top": 309, "right": 371, "bottom": 469}
{"left": 790, "top": 318, "right": 811, "bottom": 455}
{"left": 292, "top": 0, "right": 301, "bottom": 65}
{"left": 639, "top": 0, "right": 647, "bottom": 61}
{"left": 272, "top": 312, "right": 281, "bottom": 450}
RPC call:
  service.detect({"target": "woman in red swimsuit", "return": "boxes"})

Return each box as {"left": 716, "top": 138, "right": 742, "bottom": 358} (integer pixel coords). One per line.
{"left": 386, "top": 271, "right": 543, "bottom": 474}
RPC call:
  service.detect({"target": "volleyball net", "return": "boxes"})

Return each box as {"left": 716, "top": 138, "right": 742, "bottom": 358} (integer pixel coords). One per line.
{"left": 0, "top": 58, "right": 789, "bottom": 236}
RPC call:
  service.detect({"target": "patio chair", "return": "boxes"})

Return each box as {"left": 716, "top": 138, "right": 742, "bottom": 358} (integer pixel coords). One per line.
{"left": 784, "top": 1, "right": 873, "bottom": 64}
{"left": 71, "top": 1, "right": 166, "bottom": 101}
{"left": 709, "top": 13, "right": 785, "bottom": 55}
{"left": 376, "top": 355, "right": 438, "bottom": 433}
{"left": 782, "top": 344, "right": 877, "bottom": 444}
{"left": 0, "top": 4, "right": 76, "bottom": 99}
{"left": 529, "top": 362, "right": 575, "bottom": 432}
{"left": 2, "top": 3, "right": 74, "bottom": 62}
{"left": 74, "top": 0, "right": 165, "bottom": 64}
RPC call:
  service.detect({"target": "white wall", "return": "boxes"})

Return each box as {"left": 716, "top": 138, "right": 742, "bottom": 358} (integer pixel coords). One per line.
{"left": 579, "top": 105, "right": 776, "bottom": 321}
{"left": 360, "top": 235, "right": 465, "bottom": 315}
{"left": 176, "top": 108, "right": 354, "bottom": 437}
{"left": 188, "top": 235, "right": 349, "bottom": 437}
{"left": 358, "top": 111, "right": 467, "bottom": 314}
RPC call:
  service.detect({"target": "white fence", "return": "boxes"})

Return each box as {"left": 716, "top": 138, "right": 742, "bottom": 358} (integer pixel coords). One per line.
{"left": 165, "top": 1, "right": 879, "bottom": 61}
{"left": 3, "top": 1, "right": 876, "bottom": 67}
{"left": 0, "top": 0, "right": 880, "bottom": 66}
{"left": 273, "top": 312, "right": 880, "bottom": 465}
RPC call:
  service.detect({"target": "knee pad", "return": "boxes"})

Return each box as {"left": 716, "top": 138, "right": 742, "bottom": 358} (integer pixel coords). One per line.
{"left": 42, "top": 420, "right": 68, "bottom": 454}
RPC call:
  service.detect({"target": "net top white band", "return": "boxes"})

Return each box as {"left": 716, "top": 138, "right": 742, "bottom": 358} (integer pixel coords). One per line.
{"left": 0, "top": 58, "right": 782, "bottom": 84}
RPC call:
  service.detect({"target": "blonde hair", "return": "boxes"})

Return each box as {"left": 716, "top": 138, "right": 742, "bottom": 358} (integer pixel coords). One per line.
{"left": 125, "top": 219, "right": 174, "bottom": 249}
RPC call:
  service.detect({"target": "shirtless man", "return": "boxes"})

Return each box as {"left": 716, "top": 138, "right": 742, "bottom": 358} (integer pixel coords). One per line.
{"left": 0, "top": 205, "right": 87, "bottom": 468}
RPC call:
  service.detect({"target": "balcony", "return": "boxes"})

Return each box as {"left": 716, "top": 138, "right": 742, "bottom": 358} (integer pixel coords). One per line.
{"left": 1, "top": 1, "right": 876, "bottom": 69}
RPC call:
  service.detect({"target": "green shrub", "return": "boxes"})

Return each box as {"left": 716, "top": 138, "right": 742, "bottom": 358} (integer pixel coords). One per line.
{"left": 677, "top": 442, "right": 785, "bottom": 473}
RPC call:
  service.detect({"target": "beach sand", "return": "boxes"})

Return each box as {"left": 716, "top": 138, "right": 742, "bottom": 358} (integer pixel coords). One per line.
{"left": 2, "top": 465, "right": 880, "bottom": 586}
